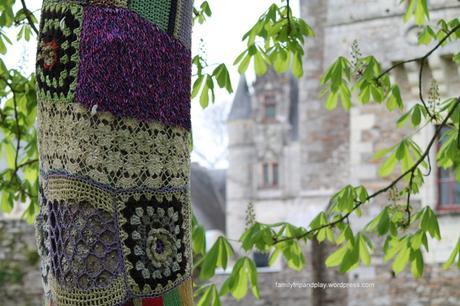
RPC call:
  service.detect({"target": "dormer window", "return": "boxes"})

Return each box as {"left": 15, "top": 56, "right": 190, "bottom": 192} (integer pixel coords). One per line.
{"left": 263, "top": 92, "right": 276, "bottom": 121}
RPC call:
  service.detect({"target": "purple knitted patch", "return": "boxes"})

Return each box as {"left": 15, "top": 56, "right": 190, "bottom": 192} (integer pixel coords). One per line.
{"left": 76, "top": 7, "right": 191, "bottom": 130}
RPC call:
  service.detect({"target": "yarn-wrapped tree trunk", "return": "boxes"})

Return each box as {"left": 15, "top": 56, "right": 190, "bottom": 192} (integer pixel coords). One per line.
{"left": 34, "top": 1, "right": 193, "bottom": 305}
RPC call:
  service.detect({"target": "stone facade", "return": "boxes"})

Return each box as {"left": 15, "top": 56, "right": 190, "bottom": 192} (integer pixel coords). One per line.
{"left": 226, "top": 0, "right": 460, "bottom": 305}
{"left": 0, "top": 219, "right": 42, "bottom": 306}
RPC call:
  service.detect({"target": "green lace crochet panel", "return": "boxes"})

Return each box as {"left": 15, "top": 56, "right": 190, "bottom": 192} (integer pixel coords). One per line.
{"left": 38, "top": 100, "right": 191, "bottom": 190}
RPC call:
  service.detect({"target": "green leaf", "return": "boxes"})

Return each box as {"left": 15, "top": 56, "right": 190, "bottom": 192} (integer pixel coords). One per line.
{"left": 392, "top": 244, "right": 411, "bottom": 275}
{"left": 336, "top": 224, "right": 354, "bottom": 244}
{"left": 397, "top": 110, "right": 412, "bottom": 128}
{"left": 386, "top": 86, "right": 404, "bottom": 111}
{"left": 384, "top": 236, "right": 407, "bottom": 262}
{"left": 359, "top": 84, "right": 371, "bottom": 104}
{"left": 192, "top": 223, "right": 206, "bottom": 255}
{"left": 420, "top": 206, "right": 441, "bottom": 240}
{"left": 292, "top": 52, "right": 303, "bottom": 78}
{"left": 212, "top": 64, "right": 233, "bottom": 93}
{"left": 0, "top": 36, "right": 6, "bottom": 54}
{"left": 339, "top": 242, "right": 359, "bottom": 273}
{"left": 325, "top": 92, "right": 338, "bottom": 111}
{"left": 235, "top": 51, "right": 251, "bottom": 75}
{"left": 0, "top": 191, "right": 14, "bottom": 213}
{"left": 411, "top": 105, "right": 422, "bottom": 126}
{"left": 453, "top": 53, "right": 460, "bottom": 64}
{"left": 273, "top": 51, "right": 291, "bottom": 73}
{"left": 197, "top": 285, "right": 221, "bottom": 306}
{"left": 442, "top": 238, "right": 460, "bottom": 269}
{"left": 199, "top": 240, "right": 219, "bottom": 279}
{"left": 198, "top": 76, "right": 214, "bottom": 108}
{"left": 378, "top": 153, "right": 397, "bottom": 177}
{"left": 358, "top": 234, "right": 371, "bottom": 266}
{"left": 268, "top": 249, "right": 281, "bottom": 266}
{"left": 281, "top": 241, "right": 305, "bottom": 271}
{"left": 410, "top": 230, "right": 425, "bottom": 250}
{"left": 199, "top": 236, "right": 234, "bottom": 279}
{"left": 418, "top": 26, "right": 435, "bottom": 45}
{"left": 223, "top": 257, "right": 260, "bottom": 301}
{"left": 373, "top": 144, "right": 397, "bottom": 160}
{"left": 411, "top": 249, "right": 424, "bottom": 278}
{"left": 326, "top": 244, "right": 349, "bottom": 267}
{"left": 339, "top": 83, "right": 351, "bottom": 110}
{"left": 192, "top": 75, "right": 205, "bottom": 98}
{"left": 245, "top": 258, "right": 260, "bottom": 299}
{"left": 414, "top": 0, "right": 430, "bottom": 25}
{"left": 254, "top": 51, "right": 267, "bottom": 76}
{"left": 4, "top": 141, "right": 15, "bottom": 167}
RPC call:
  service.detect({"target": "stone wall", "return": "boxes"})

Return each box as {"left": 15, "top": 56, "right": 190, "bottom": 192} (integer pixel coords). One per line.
{"left": 212, "top": 243, "right": 348, "bottom": 306}
{"left": 0, "top": 219, "right": 42, "bottom": 306}
{"left": 348, "top": 263, "right": 460, "bottom": 306}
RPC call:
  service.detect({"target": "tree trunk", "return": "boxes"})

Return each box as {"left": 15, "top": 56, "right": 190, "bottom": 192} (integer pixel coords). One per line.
{"left": 34, "top": 1, "right": 193, "bottom": 305}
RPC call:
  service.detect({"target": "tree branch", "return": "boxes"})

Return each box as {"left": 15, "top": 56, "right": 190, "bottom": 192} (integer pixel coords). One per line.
{"left": 286, "top": 0, "right": 292, "bottom": 34}
{"left": 375, "top": 23, "right": 460, "bottom": 120}
{"left": 0, "top": 76, "right": 38, "bottom": 197}
{"left": 375, "top": 24, "right": 460, "bottom": 80}
{"left": 273, "top": 98, "right": 460, "bottom": 244}
{"left": 20, "top": 0, "right": 39, "bottom": 35}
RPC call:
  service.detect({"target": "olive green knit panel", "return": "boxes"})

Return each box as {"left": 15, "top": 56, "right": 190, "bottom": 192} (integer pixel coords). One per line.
{"left": 129, "top": 0, "right": 172, "bottom": 34}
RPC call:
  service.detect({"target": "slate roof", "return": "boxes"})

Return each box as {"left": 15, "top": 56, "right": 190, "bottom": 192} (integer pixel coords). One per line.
{"left": 191, "top": 163, "right": 226, "bottom": 232}
{"left": 227, "top": 75, "right": 252, "bottom": 121}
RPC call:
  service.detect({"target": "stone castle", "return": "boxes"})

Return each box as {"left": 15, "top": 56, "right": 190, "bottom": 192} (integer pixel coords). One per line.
{"left": 222, "top": 0, "right": 460, "bottom": 305}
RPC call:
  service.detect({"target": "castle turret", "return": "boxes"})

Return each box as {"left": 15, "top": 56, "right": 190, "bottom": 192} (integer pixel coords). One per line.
{"left": 226, "top": 76, "right": 254, "bottom": 239}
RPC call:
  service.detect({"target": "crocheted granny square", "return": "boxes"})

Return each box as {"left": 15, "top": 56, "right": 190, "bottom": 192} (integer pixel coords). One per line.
{"left": 36, "top": 2, "right": 83, "bottom": 102}
{"left": 117, "top": 190, "right": 192, "bottom": 296}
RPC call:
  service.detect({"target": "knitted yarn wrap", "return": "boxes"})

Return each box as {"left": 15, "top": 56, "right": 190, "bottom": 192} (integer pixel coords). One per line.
{"left": 35, "top": 0, "right": 193, "bottom": 305}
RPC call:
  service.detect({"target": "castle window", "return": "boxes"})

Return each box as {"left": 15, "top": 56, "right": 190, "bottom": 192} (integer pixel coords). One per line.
{"left": 265, "top": 104, "right": 276, "bottom": 119}
{"left": 263, "top": 163, "right": 270, "bottom": 186}
{"left": 272, "top": 163, "right": 279, "bottom": 186}
{"left": 260, "top": 161, "right": 279, "bottom": 188}
{"left": 437, "top": 166, "right": 460, "bottom": 212}
{"left": 263, "top": 92, "right": 276, "bottom": 121}
{"left": 437, "top": 127, "right": 460, "bottom": 212}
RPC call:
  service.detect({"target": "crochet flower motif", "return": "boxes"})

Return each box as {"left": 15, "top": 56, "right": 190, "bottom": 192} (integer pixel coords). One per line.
{"left": 41, "top": 39, "right": 60, "bottom": 70}
{"left": 129, "top": 206, "right": 182, "bottom": 281}
{"left": 36, "top": 2, "right": 82, "bottom": 101}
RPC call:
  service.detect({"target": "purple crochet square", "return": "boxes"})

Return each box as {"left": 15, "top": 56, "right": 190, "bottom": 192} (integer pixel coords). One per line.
{"left": 76, "top": 6, "right": 191, "bottom": 130}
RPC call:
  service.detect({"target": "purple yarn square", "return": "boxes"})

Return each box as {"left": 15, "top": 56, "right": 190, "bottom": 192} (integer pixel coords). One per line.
{"left": 76, "top": 6, "right": 191, "bottom": 130}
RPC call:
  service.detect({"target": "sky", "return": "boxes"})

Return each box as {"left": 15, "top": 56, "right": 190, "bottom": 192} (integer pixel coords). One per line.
{"left": 3, "top": 0, "right": 300, "bottom": 169}
{"left": 191, "top": 0, "right": 299, "bottom": 168}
